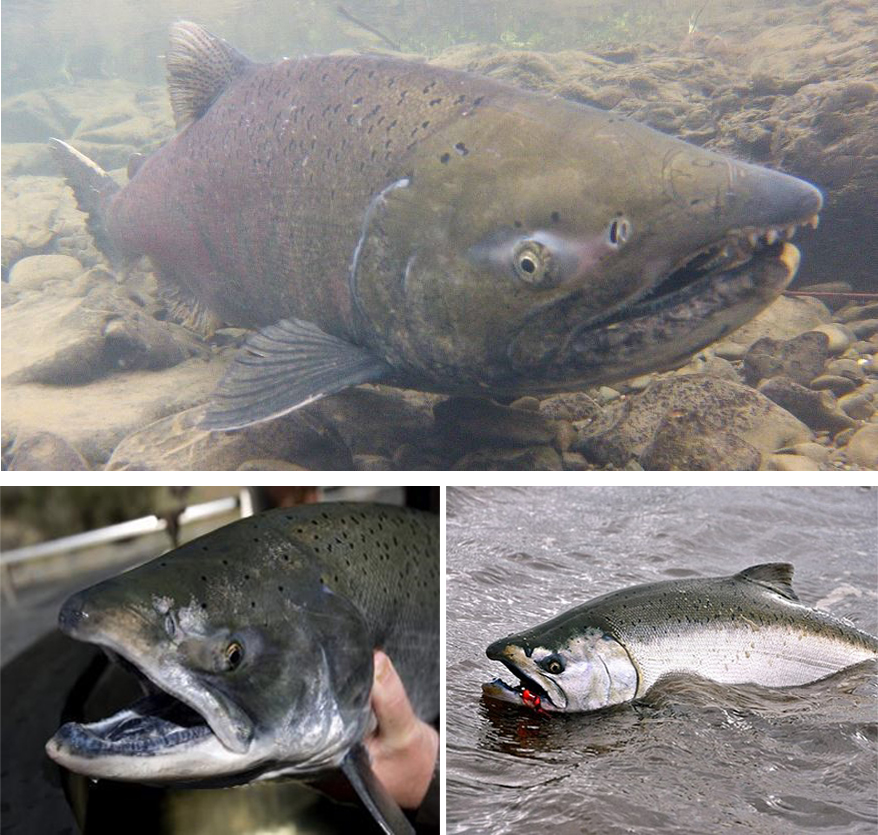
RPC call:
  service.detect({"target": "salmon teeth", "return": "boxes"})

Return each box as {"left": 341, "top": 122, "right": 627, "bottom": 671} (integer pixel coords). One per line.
{"left": 747, "top": 232, "right": 759, "bottom": 248}
{"left": 765, "top": 229, "right": 778, "bottom": 245}
{"left": 807, "top": 214, "right": 820, "bottom": 229}
{"left": 785, "top": 225, "right": 796, "bottom": 239}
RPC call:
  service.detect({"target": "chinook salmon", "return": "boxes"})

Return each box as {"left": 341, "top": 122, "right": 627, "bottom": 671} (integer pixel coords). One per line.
{"left": 45, "top": 504, "right": 439, "bottom": 835}
{"left": 52, "top": 22, "right": 822, "bottom": 430}
{"left": 484, "top": 564, "right": 878, "bottom": 712}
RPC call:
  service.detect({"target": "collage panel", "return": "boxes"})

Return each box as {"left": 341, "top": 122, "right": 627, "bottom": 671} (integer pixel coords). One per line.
{"left": 446, "top": 486, "right": 877, "bottom": 834}
{"left": 2, "top": 6, "right": 876, "bottom": 473}
{"left": 1, "top": 486, "right": 440, "bottom": 835}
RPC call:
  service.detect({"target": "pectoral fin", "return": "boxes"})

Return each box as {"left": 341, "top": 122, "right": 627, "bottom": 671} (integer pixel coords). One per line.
{"left": 341, "top": 743, "right": 415, "bottom": 835}
{"left": 200, "top": 318, "right": 392, "bottom": 430}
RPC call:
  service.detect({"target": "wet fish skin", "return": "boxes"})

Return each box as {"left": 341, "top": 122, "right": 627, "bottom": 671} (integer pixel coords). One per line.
{"left": 52, "top": 22, "right": 823, "bottom": 429}
{"left": 45, "top": 504, "right": 438, "bottom": 808}
{"left": 485, "top": 564, "right": 878, "bottom": 713}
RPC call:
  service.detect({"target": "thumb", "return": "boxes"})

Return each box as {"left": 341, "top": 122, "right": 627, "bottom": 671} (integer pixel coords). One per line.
{"left": 371, "top": 650, "right": 418, "bottom": 740}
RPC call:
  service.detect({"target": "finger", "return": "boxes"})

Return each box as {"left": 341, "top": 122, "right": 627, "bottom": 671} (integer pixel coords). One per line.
{"left": 371, "top": 651, "right": 417, "bottom": 738}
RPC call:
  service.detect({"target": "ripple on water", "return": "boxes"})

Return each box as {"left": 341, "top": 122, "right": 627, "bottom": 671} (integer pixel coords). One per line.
{"left": 447, "top": 486, "right": 878, "bottom": 835}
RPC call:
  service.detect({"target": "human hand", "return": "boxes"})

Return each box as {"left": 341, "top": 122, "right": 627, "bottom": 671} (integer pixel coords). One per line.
{"left": 365, "top": 650, "right": 439, "bottom": 810}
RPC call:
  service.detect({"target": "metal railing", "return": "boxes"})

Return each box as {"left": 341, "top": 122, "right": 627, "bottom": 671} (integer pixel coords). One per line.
{"left": 0, "top": 491, "right": 253, "bottom": 604}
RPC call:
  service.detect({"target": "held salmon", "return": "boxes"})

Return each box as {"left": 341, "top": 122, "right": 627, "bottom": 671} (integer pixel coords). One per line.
{"left": 45, "top": 504, "right": 439, "bottom": 835}
{"left": 51, "top": 22, "right": 822, "bottom": 430}
{"left": 484, "top": 564, "right": 878, "bottom": 712}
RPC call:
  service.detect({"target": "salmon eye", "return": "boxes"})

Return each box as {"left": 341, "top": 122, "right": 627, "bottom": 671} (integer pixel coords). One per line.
{"left": 512, "top": 241, "right": 552, "bottom": 285}
{"left": 541, "top": 655, "right": 564, "bottom": 674}
{"left": 226, "top": 641, "right": 244, "bottom": 670}
{"left": 607, "top": 217, "right": 631, "bottom": 248}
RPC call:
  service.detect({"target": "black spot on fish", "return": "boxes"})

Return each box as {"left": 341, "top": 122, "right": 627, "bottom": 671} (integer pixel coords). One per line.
{"left": 514, "top": 220, "right": 522, "bottom": 229}
{"left": 454, "top": 142, "right": 469, "bottom": 156}
{"left": 421, "top": 120, "right": 430, "bottom": 129}
{"left": 551, "top": 211, "right": 560, "bottom": 223}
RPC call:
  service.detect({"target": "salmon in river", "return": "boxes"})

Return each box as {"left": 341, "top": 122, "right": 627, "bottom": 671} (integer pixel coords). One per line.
{"left": 484, "top": 563, "right": 878, "bottom": 713}
{"left": 51, "top": 22, "right": 823, "bottom": 429}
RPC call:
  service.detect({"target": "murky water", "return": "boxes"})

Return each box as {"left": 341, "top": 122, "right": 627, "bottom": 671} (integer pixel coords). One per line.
{"left": 446, "top": 486, "right": 878, "bottom": 834}
{"left": 2, "top": 1, "right": 876, "bottom": 470}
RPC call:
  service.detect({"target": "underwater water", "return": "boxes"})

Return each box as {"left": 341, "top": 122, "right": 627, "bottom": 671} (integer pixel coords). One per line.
{"left": 2, "top": 0, "right": 876, "bottom": 471}
{"left": 446, "top": 485, "right": 878, "bottom": 834}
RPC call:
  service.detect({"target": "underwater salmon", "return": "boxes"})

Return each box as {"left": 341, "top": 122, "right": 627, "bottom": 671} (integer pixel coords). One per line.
{"left": 52, "top": 22, "right": 822, "bottom": 429}
{"left": 45, "top": 504, "right": 439, "bottom": 834}
{"left": 484, "top": 564, "right": 877, "bottom": 712}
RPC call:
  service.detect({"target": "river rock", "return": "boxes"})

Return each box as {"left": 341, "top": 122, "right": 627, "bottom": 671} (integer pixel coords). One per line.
{"left": 3, "top": 287, "right": 206, "bottom": 385}
{"left": 6, "top": 431, "right": 90, "bottom": 470}
{"left": 311, "top": 386, "right": 438, "bottom": 458}
{"left": 574, "top": 375, "right": 811, "bottom": 469}
{"left": 452, "top": 445, "right": 563, "bottom": 470}
{"left": 1, "top": 357, "right": 225, "bottom": 467}
{"left": 8, "top": 254, "right": 84, "bottom": 291}
{"left": 824, "top": 358, "right": 867, "bottom": 383}
{"left": 434, "top": 396, "right": 555, "bottom": 450}
{"left": 837, "top": 391, "right": 875, "bottom": 420}
{"left": 1, "top": 143, "right": 57, "bottom": 178}
{"left": 780, "top": 441, "right": 831, "bottom": 464}
{"left": 640, "top": 413, "right": 763, "bottom": 470}
{"left": 843, "top": 424, "right": 878, "bottom": 469}
{"left": 538, "top": 391, "right": 602, "bottom": 423}
{"left": 807, "top": 323, "right": 853, "bottom": 355}
{"left": 723, "top": 296, "right": 831, "bottom": 348}
{"left": 742, "top": 332, "right": 829, "bottom": 386}
{"left": 851, "top": 319, "right": 878, "bottom": 340}
{"left": 1, "top": 89, "right": 72, "bottom": 143}
{"left": 808, "top": 374, "right": 857, "bottom": 396}
{"left": 765, "top": 453, "right": 821, "bottom": 471}
{"left": 836, "top": 302, "right": 878, "bottom": 323}
{"left": 106, "top": 405, "right": 352, "bottom": 471}
{"left": 2, "top": 175, "right": 73, "bottom": 255}
{"left": 757, "top": 377, "right": 855, "bottom": 433}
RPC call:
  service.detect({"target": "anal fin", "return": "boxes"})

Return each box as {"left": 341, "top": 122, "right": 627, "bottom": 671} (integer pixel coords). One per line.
{"left": 341, "top": 743, "right": 415, "bottom": 835}
{"left": 200, "top": 318, "right": 392, "bottom": 430}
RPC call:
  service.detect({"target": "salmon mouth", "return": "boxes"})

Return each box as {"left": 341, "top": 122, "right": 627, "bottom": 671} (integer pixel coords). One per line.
{"left": 621, "top": 214, "right": 819, "bottom": 319}
{"left": 482, "top": 660, "right": 559, "bottom": 712}
{"left": 560, "top": 216, "right": 818, "bottom": 373}
{"left": 47, "top": 650, "right": 216, "bottom": 759}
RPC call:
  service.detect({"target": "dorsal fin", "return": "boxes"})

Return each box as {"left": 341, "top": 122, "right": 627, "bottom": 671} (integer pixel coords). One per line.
{"left": 736, "top": 563, "right": 799, "bottom": 601}
{"left": 166, "top": 21, "right": 253, "bottom": 129}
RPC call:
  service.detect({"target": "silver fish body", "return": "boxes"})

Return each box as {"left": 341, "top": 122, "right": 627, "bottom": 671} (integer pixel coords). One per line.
{"left": 485, "top": 564, "right": 878, "bottom": 712}
{"left": 45, "top": 503, "right": 439, "bottom": 792}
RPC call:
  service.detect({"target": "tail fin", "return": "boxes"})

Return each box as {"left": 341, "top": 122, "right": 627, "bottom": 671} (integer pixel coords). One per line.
{"left": 48, "top": 138, "right": 120, "bottom": 258}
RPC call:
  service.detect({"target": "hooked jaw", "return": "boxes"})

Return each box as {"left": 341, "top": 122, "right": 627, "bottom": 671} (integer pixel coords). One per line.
{"left": 514, "top": 206, "right": 820, "bottom": 385}
{"left": 47, "top": 592, "right": 257, "bottom": 782}
{"left": 483, "top": 639, "right": 564, "bottom": 713}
